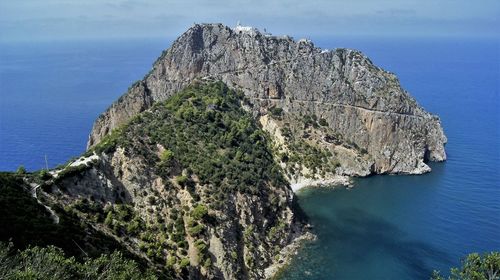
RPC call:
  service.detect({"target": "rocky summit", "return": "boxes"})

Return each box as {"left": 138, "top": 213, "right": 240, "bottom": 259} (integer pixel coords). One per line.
{"left": 88, "top": 23, "right": 447, "bottom": 177}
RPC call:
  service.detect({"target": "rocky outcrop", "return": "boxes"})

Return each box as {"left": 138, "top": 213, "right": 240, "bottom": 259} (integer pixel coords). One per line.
{"left": 88, "top": 23, "right": 446, "bottom": 176}
{"left": 10, "top": 24, "right": 449, "bottom": 280}
{"left": 38, "top": 83, "right": 308, "bottom": 279}
{"left": 49, "top": 150, "right": 302, "bottom": 279}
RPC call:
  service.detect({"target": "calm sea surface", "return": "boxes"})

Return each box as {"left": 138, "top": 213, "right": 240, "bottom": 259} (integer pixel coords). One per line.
{"left": 1, "top": 36, "right": 499, "bottom": 279}
{"left": 0, "top": 38, "right": 169, "bottom": 171}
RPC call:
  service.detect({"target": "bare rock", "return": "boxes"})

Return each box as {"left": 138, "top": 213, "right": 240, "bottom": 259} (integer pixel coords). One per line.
{"left": 87, "top": 23, "right": 446, "bottom": 176}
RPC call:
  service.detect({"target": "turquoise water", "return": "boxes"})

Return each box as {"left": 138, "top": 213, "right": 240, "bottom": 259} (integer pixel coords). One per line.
{"left": 280, "top": 37, "right": 500, "bottom": 279}
{"left": 1, "top": 37, "right": 499, "bottom": 279}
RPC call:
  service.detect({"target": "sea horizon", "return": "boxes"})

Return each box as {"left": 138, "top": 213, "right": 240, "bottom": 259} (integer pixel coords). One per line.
{"left": 1, "top": 34, "right": 499, "bottom": 279}
{"left": 1, "top": 35, "right": 498, "bottom": 172}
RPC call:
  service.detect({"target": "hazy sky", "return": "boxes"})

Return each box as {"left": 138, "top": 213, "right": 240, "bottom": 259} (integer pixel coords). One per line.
{"left": 0, "top": 0, "right": 498, "bottom": 42}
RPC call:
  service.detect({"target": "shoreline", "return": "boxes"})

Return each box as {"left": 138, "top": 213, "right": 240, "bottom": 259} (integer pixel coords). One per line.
{"left": 264, "top": 230, "right": 316, "bottom": 279}
{"left": 290, "top": 175, "right": 352, "bottom": 192}
{"left": 264, "top": 176, "right": 351, "bottom": 278}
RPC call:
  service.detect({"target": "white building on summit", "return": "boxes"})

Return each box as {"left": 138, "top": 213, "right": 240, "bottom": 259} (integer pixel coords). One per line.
{"left": 233, "top": 23, "right": 260, "bottom": 36}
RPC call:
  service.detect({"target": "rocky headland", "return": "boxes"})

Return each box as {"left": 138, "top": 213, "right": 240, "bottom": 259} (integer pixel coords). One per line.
{"left": 89, "top": 23, "right": 447, "bottom": 178}
{"left": 1, "top": 23, "right": 446, "bottom": 280}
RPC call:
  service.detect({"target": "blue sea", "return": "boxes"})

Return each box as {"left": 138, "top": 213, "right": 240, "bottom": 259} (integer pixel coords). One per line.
{"left": 1, "top": 36, "right": 499, "bottom": 279}
{"left": 0, "top": 38, "right": 169, "bottom": 171}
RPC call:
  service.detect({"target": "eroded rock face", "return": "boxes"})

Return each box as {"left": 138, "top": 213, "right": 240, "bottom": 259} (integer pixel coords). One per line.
{"left": 46, "top": 83, "right": 308, "bottom": 279}
{"left": 52, "top": 150, "right": 301, "bottom": 279}
{"left": 88, "top": 23, "right": 446, "bottom": 175}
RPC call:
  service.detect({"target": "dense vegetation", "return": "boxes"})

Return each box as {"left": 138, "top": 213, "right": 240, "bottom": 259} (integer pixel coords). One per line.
{"left": 432, "top": 252, "right": 500, "bottom": 280}
{"left": 1, "top": 82, "right": 300, "bottom": 278}
{"left": 0, "top": 172, "right": 126, "bottom": 259}
{"left": 0, "top": 242, "right": 156, "bottom": 280}
{"left": 84, "top": 81, "right": 296, "bottom": 274}
{"left": 92, "top": 81, "right": 288, "bottom": 196}
{"left": 0, "top": 172, "right": 164, "bottom": 278}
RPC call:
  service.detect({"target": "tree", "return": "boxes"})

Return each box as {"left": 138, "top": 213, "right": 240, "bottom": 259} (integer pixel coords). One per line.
{"left": 16, "top": 165, "right": 26, "bottom": 175}
{"left": 39, "top": 169, "right": 52, "bottom": 180}
{"left": 191, "top": 204, "right": 208, "bottom": 220}
{"left": 0, "top": 242, "right": 157, "bottom": 279}
{"left": 432, "top": 252, "right": 500, "bottom": 280}
{"left": 319, "top": 118, "right": 328, "bottom": 127}
{"left": 104, "top": 211, "right": 113, "bottom": 226}
{"left": 160, "top": 149, "right": 173, "bottom": 162}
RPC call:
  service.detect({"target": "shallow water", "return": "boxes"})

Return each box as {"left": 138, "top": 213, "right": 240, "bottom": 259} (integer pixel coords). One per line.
{"left": 279, "top": 37, "right": 500, "bottom": 279}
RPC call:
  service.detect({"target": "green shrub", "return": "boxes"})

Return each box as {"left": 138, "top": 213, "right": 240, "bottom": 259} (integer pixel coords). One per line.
{"left": 319, "top": 118, "right": 328, "bottom": 126}
{"left": 16, "top": 166, "right": 26, "bottom": 175}
{"left": 179, "top": 258, "right": 190, "bottom": 268}
{"left": 269, "top": 107, "right": 284, "bottom": 118}
{"left": 231, "top": 251, "right": 238, "bottom": 261}
{"left": 166, "top": 255, "right": 176, "bottom": 269}
{"left": 203, "top": 257, "right": 212, "bottom": 268}
{"left": 175, "top": 175, "right": 188, "bottom": 187}
{"left": 431, "top": 252, "right": 500, "bottom": 280}
{"left": 191, "top": 204, "right": 208, "bottom": 220}
{"left": 188, "top": 224, "right": 204, "bottom": 236}
{"left": 39, "top": 169, "right": 52, "bottom": 180}
{"left": 0, "top": 242, "right": 157, "bottom": 279}
{"left": 126, "top": 219, "right": 142, "bottom": 235}
{"left": 160, "top": 149, "right": 173, "bottom": 162}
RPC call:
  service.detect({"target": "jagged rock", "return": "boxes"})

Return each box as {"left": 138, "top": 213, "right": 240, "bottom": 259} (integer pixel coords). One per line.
{"left": 88, "top": 23, "right": 446, "bottom": 176}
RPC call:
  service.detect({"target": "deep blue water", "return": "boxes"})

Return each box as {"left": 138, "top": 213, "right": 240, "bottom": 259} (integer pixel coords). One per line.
{"left": 0, "top": 38, "right": 169, "bottom": 171}
{"left": 0, "top": 37, "right": 499, "bottom": 279}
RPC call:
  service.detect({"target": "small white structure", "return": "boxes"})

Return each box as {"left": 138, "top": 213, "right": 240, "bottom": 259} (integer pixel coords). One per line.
{"left": 234, "top": 22, "right": 260, "bottom": 36}
{"left": 298, "top": 38, "right": 312, "bottom": 44}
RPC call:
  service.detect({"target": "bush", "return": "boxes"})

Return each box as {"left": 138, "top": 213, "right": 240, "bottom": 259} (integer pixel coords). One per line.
{"left": 179, "top": 258, "right": 190, "bottom": 268}
{"left": 188, "top": 224, "right": 204, "bottom": 236}
{"left": 16, "top": 166, "right": 26, "bottom": 175}
{"left": 126, "top": 219, "right": 142, "bottom": 235}
{"left": 191, "top": 204, "right": 208, "bottom": 220}
{"left": 39, "top": 169, "right": 52, "bottom": 180}
{"left": 175, "top": 175, "right": 188, "bottom": 187}
{"left": 0, "top": 242, "right": 157, "bottom": 280}
{"left": 160, "top": 149, "right": 173, "bottom": 162}
{"left": 319, "top": 118, "right": 328, "bottom": 127}
{"left": 203, "top": 257, "right": 212, "bottom": 268}
{"left": 269, "top": 107, "right": 283, "bottom": 118}
{"left": 431, "top": 252, "right": 500, "bottom": 280}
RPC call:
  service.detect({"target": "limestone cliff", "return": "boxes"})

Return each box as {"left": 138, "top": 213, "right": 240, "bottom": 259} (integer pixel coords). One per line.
{"left": 88, "top": 23, "right": 446, "bottom": 176}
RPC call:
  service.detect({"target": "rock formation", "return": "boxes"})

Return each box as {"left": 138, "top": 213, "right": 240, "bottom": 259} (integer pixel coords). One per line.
{"left": 27, "top": 82, "right": 308, "bottom": 279}
{"left": 4, "top": 24, "right": 448, "bottom": 280}
{"left": 88, "top": 23, "right": 447, "bottom": 177}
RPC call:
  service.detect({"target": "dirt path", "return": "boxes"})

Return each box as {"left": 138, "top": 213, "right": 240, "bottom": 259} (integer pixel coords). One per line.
{"left": 30, "top": 183, "right": 60, "bottom": 224}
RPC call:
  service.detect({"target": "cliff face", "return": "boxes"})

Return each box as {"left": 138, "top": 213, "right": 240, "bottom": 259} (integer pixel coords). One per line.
{"left": 88, "top": 23, "right": 446, "bottom": 176}
{"left": 37, "top": 83, "right": 306, "bottom": 279}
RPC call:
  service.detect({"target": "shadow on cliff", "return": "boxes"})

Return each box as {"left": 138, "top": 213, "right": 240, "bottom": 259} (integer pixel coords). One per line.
{"left": 313, "top": 207, "right": 451, "bottom": 279}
